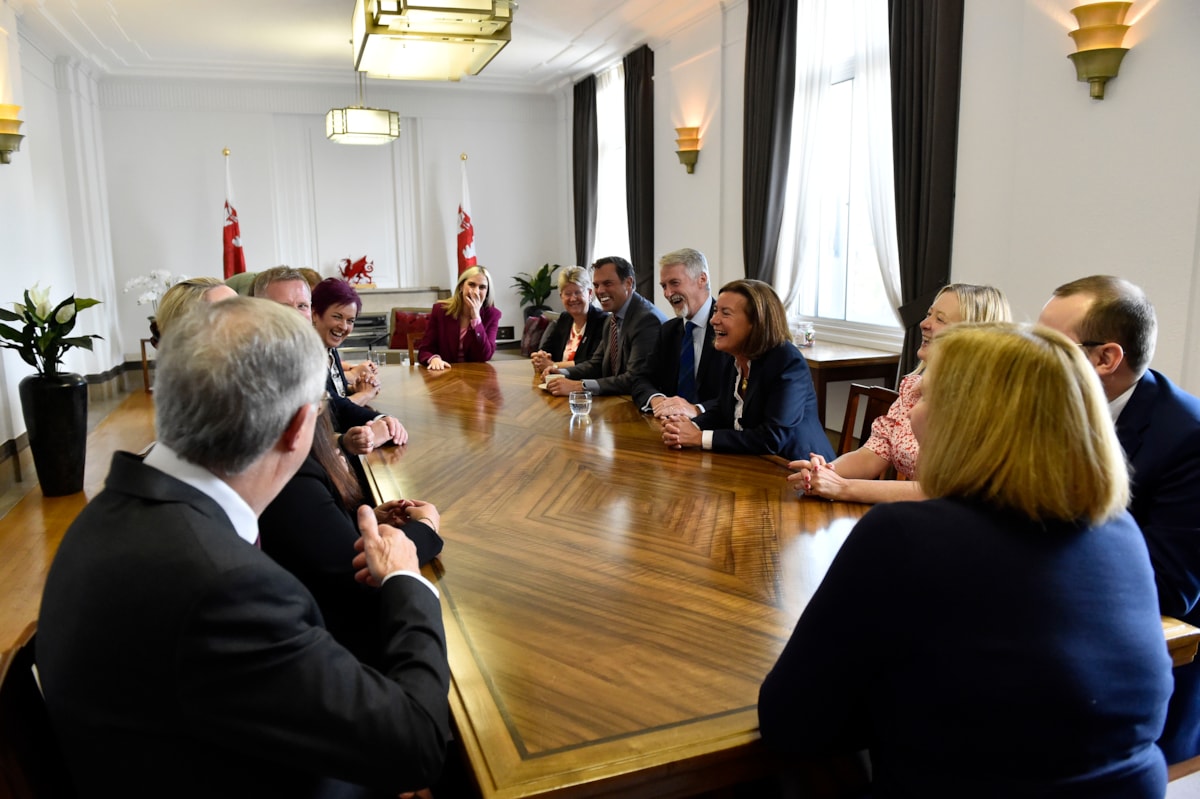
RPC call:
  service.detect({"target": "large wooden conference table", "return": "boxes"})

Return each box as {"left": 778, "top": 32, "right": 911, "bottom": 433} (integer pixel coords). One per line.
{"left": 364, "top": 360, "right": 1200, "bottom": 798}
{"left": 365, "top": 360, "right": 870, "bottom": 797}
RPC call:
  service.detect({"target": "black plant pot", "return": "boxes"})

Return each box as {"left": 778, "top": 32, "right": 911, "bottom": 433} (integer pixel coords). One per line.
{"left": 19, "top": 373, "right": 88, "bottom": 497}
{"left": 523, "top": 305, "right": 550, "bottom": 319}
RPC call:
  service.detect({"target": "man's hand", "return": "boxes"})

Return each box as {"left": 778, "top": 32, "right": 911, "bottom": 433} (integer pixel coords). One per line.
{"left": 342, "top": 425, "right": 374, "bottom": 455}
{"left": 652, "top": 396, "right": 700, "bottom": 420}
{"left": 353, "top": 506, "right": 418, "bottom": 586}
{"left": 546, "top": 377, "right": 584, "bottom": 397}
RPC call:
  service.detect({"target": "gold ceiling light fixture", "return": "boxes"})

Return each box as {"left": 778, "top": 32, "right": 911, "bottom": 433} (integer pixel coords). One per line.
{"left": 352, "top": 0, "right": 516, "bottom": 81}
{"left": 1067, "top": 2, "right": 1133, "bottom": 100}
{"left": 0, "top": 104, "right": 24, "bottom": 164}
{"left": 674, "top": 126, "right": 701, "bottom": 174}
{"left": 326, "top": 70, "right": 401, "bottom": 145}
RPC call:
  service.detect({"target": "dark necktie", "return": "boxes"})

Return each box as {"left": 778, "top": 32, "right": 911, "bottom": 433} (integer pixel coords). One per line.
{"left": 678, "top": 320, "right": 697, "bottom": 402}
{"left": 608, "top": 315, "right": 621, "bottom": 375}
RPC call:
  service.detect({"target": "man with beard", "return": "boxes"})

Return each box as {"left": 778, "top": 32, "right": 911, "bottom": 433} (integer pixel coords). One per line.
{"left": 632, "top": 248, "right": 730, "bottom": 416}
{"left": 543, "top": 255, "right": 666, "bottom": 396}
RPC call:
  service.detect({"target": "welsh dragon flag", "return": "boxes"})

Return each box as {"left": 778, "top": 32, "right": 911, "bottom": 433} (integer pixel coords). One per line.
{"left": 457, "top": 157, "right": 477, "bottom": 276}
{"left": 223, "top": 152, "right": 246, "bottom": 279}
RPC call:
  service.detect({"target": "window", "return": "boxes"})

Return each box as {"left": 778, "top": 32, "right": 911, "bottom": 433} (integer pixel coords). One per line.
{"left": 592, "top": 64, "right": 631, "bottom": 263}
{"left": 774, "top": 0, "right": 902, "bottom": 342}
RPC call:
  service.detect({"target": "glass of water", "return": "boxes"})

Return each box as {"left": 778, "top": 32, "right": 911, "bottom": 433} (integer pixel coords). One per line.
{"left": 568, "top": 390, "right": 592, "bottom": 415}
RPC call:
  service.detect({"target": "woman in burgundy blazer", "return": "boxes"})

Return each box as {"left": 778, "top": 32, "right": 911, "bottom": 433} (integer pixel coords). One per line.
{"left": 417, "top": 266, "right": 501, "bottom": 369}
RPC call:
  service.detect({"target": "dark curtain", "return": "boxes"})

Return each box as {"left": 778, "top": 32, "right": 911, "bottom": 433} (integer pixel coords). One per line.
{"left": 890, "top": 0, "right": 965, "bottom": 375}
{"left": 572, "top": 76, "right": 598, "bottom": 269}
{"left": 742, "top": 0, "right": 797, "bottom": 283}
{"left": 623, "top": 45, "right": 655, "bottom": 298}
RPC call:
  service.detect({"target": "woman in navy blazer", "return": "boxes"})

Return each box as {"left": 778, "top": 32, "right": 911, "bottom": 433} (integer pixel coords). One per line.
{"left": 661, "top": 279, "right": 832, "bottom": 462}
{"left": 417, "top": 266, "right": 501, "bottom": 370}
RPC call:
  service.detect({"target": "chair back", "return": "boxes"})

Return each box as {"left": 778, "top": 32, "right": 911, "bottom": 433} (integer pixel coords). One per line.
{"left": 520, "top": 315, "right": 551, "bottom": 357}
{"left": 0, "top": 623, "right": 76, "bottom": 798}
{"left": 838, "top": 383, "right": 900, "bottom": 457}
{"left": 390, "top": 309, "right": 429, "bottom": 363}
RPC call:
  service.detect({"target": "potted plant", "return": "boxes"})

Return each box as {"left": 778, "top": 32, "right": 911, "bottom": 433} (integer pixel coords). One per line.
{"left": 510, "top": 263, "right": 560, "bottom": 318}
{"left": 0, "top": 285, "right": 102, "bottom": 496}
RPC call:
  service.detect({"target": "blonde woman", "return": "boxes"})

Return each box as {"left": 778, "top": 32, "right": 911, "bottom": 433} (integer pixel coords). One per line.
{"left": 530, "top": 266, "right": 608, "bottom": 372}
{"left": 788, "top": 283, "right": 1010, "bottom": 503}
{"left": 154, "top": 277, "right": 237, "bottom": 338}
{"left": 761, "top": 323, "right": 1172, "bottom": 797}
{"left": 417, "top": 266, "right": 500, "bottom": 371}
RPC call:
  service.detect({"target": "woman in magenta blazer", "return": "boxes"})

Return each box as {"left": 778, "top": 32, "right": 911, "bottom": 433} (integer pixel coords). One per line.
{"left": 417, "top": 265, "right": 501, "bottom": 370}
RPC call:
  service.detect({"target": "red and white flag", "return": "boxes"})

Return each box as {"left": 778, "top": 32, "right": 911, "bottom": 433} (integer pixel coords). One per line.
{"left": 457, "top": 157, "right": 477, "bottom": 276}
{"left": 223, "top": 152, "right": 247, "bottom": 279}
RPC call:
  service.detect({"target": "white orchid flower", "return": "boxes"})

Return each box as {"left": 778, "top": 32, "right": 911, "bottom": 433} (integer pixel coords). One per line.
{"left": 29, "top": 284, "right": 52, "bottom": 319}
{"left": 13, "top": 302, "right": 26, "bottom": 317}
{"left": 56, "top": 304, "right": 76, "bottom": 324}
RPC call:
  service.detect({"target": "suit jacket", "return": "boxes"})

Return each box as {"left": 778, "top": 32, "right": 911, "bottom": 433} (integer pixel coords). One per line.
{"left": 538, "top": 305, "right": 609, "bottom": 363}
{"left": 416, "top": 303, "right": 501, "bottom": 366}
{"left": 693, "top": 341, "right": 834, "bottom": 462}
{"left": 259, "top": 453, "right": 444, "bottom": 669}
{"left": 37, "top": 453, "right": 451, "bottom": 798}
{"left": 562, "top": 292, "right": 666, "bottom": 395}
{"left": 1115, "top": 370, "right": 1200, "bottom": 763}
{"left": 760, "top": 497, "right": 1172, "bottom": 797}
{"left": 327, "top": 347, "right": 379, "bottom": 432}
{"left": 631, "top": 302, "right": 729, "bottom": 408}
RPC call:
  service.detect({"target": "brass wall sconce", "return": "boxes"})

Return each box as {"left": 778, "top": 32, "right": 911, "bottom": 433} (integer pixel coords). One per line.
{"left": 0, "top": 104, "right": 24, "bottom": 164}
{"left": 1067, "top": 2, "right": 1132, "bottom": 100}
{"left": 675, "top": 126, "right": 700, "bottom": 174}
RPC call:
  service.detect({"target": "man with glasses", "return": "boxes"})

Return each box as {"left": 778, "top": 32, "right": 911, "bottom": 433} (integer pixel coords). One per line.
{"left": 1039, "top": 275, "right": 1200, "bottom": 763}
{"left": 38, "top": 298, "right": 450, "bottom": 797}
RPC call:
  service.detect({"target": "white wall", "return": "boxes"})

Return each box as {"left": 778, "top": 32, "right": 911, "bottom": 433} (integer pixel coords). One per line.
{"left": 954, "top": 0, "right": 1200, "bottom": 392}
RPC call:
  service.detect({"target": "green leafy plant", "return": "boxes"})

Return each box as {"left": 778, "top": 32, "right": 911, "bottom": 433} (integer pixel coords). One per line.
{"left": 0, "top": 284, "right": 102, "bottom": 376}
{"left": 510, "top": 263, "right": 560, "bottom": 310}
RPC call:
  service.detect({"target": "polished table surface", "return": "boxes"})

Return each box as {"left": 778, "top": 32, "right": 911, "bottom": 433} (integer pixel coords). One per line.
{"left": 364, "top": 360, "right": 1197, "bottom": 798}
{"left": 365, "top": 360, "right": 871, "bottom": 798}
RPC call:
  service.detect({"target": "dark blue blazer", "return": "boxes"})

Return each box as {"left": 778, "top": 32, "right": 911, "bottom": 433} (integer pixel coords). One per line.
{"left": 631, "top": 302, "right": 730, "bottom": 409}
{"left": 692, "top": 341, "right": 833, "bottom": 462}
{"left": 1116, "top": 369, "right": 1200, "bottom": 762}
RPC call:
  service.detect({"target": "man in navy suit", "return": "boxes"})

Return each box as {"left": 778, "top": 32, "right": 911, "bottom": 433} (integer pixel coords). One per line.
{"left": 1039, "top": 275, "right": 1200, "bottom": 763}
{"left": 544, "top": 256, "right": 666, "bottom": 396}
{"left": 632, "top": 248, "right": 731, "bottom": 416}
{"left": 38, "top": 298, "right": 450, "bottom": 798}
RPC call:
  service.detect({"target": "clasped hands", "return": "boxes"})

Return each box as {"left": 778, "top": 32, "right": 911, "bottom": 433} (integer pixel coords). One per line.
{"left": 352, "top": 501, "right": 439, "bottom": 587}
{"left": 341, "top": 416, "right": 408, "bottom": 455}
{"left": 660, "top": 414, "right": 701, "bottom": 450}
{"left": 786, "top": 453, "right": 846, "bottom": 500}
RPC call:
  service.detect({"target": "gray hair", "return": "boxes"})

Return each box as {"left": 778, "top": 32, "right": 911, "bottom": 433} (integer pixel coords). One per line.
{"left": 658, "top": 248, "right": 709, "bottom": 280}
{"left": 557, "top": 266, "right": 593, "bottom": 293}
{"left": 155, "top": 297, "right": 326, "bottom": 476}
{"left": 252, "top": 266, "right": 308, "bottom": 298}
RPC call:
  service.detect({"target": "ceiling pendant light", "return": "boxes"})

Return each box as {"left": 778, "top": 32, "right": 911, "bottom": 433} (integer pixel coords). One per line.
{"left": 326, "top": 71, "right": 400, "bottom": 145}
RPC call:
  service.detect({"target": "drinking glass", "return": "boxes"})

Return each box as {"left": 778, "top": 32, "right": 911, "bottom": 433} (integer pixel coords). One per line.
{"left": 568, "top": 390, "right": 592, "bottom": 415}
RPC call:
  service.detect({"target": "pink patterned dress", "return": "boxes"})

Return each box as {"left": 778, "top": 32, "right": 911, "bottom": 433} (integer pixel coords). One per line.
{"left": 862, "top": 374, "right": 922, "bottom": 479}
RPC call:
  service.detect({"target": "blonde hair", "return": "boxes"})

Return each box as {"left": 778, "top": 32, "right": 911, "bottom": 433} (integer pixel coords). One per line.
{"left": 914, "top": 283, "right": 1012, "bottom": 374}
{"left": 558, "top": 266, "right": 593, "bottom": 294}
{"left": 156, "top": 277, "right": 226, "bottom": 336}
{"left": 918, "top": 322, "right": 1128, "bottom": 524}
{"left": 441, "top": 266, "right": 494, "bottom": 319}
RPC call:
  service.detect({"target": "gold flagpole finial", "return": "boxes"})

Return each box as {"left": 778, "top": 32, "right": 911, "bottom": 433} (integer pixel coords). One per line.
{"left": 460, "top": 152, "right": 468, "bottom": 161}
{"left": 223, "top": 148, "right": 231, "bottom": 157}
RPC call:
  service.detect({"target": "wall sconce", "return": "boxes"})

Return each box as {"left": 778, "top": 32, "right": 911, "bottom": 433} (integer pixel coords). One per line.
{"left": 1067, "top": 2, "right": 1132, "bottom": 100}
{"left": 675, "top": 126, "right": 701, "bottom": 174}
{"left": 0, "top": 104, "right": 23, "bottom": 164}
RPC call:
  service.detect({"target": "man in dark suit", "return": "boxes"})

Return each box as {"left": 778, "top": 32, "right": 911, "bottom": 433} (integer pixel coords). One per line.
{"left": 1039, "top": 275, "right": 1200, "bottom": 763}
{"left": 544, "top": 256, "right": 666, "bottom": 396}
{"left": 37, "top": 298, "right": 451, "bottom": 798}
{"left": 632, "top": 248, "right": 731, "bottom": 415}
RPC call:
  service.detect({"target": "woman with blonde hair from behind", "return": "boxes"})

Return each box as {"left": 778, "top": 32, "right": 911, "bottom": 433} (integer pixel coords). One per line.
{"left": 154, "top": 277, "right": 237, "bottom": 339}
{"left": 760, "top": 322, "right": 1172, "bottom": 798}
{"left": 788, "top": 282, "right": 1010, "bottom": 503}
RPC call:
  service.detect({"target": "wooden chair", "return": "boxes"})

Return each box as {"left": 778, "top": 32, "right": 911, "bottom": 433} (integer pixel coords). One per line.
{"left": 0, "top": 622, "right": 76, "bottom": 798}
{"left": 837, "top": 383, "right": 900, "bottom": 457}
{"left": 389, "top": 309, "right": 429, "bottom": 365}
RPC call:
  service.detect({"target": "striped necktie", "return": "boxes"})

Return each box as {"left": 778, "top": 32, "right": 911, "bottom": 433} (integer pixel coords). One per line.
{"left": 608, "top": 315, "right": 621, "bottom": 374}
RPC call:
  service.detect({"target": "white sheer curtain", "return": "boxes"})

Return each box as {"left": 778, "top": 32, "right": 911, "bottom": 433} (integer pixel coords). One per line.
{"left": 852, "top": 0, "right": 902, "bottom": 317}
{"left": 592, "top": 64, "right": 631, "bottom": 263}
{"left": 774, "top": 0, "right": 831, "bottom": 317}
